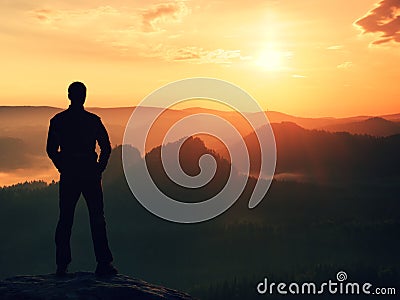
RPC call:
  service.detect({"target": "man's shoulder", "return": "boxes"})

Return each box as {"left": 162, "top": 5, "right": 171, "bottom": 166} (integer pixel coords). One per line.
{"left": 50, "top": 108, "right": 101, "bottom": 122}
{"left": 83, "top": 110, "right": 101, "bottom": 121}
{"left": 50, "top": 109, "right": 68, "bottom": 122}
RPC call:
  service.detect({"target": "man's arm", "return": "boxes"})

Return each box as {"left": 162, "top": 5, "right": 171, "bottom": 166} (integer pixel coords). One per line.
{"left": 46, "top": 118, "right": 63, "bottom": 172}
{"left": 96, "top": 118, "right": 112, "bottom": 173}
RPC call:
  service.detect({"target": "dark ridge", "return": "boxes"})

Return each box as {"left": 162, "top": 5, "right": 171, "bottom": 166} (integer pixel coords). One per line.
{"left": 0, "top": 272, "right": 196, "bottom": 300}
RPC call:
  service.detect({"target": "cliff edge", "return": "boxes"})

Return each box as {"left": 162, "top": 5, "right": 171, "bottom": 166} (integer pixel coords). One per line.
{"left": 0, "top": 272, "right": 195, "bottom": 300}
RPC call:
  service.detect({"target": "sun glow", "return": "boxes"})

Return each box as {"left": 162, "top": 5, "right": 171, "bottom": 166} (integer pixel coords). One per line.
{"left": 255, "top": 43, "right": 291, "bottom": 71}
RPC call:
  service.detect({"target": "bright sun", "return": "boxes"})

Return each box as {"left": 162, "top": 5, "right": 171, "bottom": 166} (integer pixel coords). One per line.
{"left": 255, "top": 44, "right": 290, "bottom": 71}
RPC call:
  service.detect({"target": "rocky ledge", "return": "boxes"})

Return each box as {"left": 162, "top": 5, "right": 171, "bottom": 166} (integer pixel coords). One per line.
{"left": 0, "top": 272, "right": 195, "bottom": 300}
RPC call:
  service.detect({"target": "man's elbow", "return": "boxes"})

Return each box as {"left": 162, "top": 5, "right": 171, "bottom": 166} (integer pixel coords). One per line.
{"left": 46, "top": 144, "right": 54, "bottom": 159}
{"left": 102, "top": 142, "right": 112, "bottom": 157}
{"left": 105, "top": 143, "right": 112, "bottom": 156}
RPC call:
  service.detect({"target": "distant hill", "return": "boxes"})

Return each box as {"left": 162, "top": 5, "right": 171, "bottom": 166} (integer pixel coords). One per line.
{"left": 143, "top": 137, "right": 232, "bottom": 203}
{"left": 0, "top": 105, "right": 399, "bottom": 186}
{"left": 320, "top": 117, "right": 400, "bottom": 137}
{"left": 181, "top": 107, "right": 338, "bottom": 129}
{"left": 379, "top": 113, "right": 400, "bottom": 122}
{"left": 227, "top": 121, "right": 400, "bottom": 183}
{"left": 112, "top": 123, "right": 400, "bottom": 188}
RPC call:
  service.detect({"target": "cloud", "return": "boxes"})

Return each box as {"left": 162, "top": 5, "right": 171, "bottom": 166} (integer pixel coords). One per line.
{"left": 27, "top": 5, "right": 140, "bottom": 56}
{"left": 170, "top": 47, "right": 202, "bottom": 60}
{"left": 141, "top": 1, "right": 190, "bottom": 32}
{"left": 326, "top": 45, "right": 344, "bottom": 50}
{"left": 143, "top": 45, "right": 244, "bottom": 64}
{"left": 337, "top": 61, "right": 353, "bottom": 69}
{"left": 26, "top": 2, "right": 242, "bottom": 65}
{"left": 28, "top": 3, "right": 194, "bottom": 58}
{"left": 30, "top": 3, "right": 189, "bottom": 34}
{"left": 291, "top": 74, "right": 307, "bottom": 78}
{"left": 355, "top": 0, "right": 400, "bottom": 45}
{"left": 31, "top": 6, "right": 123, "bottom": 29}
{"left": 198, "top": 48, "right": 243, "bottom": 64}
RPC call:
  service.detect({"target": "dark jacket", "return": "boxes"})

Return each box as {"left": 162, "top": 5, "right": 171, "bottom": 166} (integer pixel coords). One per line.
{"left": 46, "top": 105, "right": 111, "bottom": 178}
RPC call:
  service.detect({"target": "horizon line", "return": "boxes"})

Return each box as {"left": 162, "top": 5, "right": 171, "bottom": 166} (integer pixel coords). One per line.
{"left": 0, "top": 105, "right": 399, "bottom": 120}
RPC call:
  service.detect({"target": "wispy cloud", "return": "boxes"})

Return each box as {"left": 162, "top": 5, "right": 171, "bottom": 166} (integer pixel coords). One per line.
{"left": 355, "top": 0, "right": 400, "bottom": 45}
{"left": 31, "top": 6, "right": 122, "bottom": 28}
{"left": 143, "top": 45, "right": 244, "bottom": 64}
{"left": 28, "top": 3, "right": 237, "bottom": 64}
{"left": 337, "top": 61, "right": 353, "bottom": 69}
{"left": 29, "top": 2, "right": 190, "bottom": 37}
{"left": 141, "top": 1, "right": 190, "bottom": 32}
{"left": 291, "top": 74, "right": 307, "bottom": 78}
{"left": 26, "top": 2, "right": 247, "bottom": 65}
{"left": 326, "top": 45, "right": 344, "bottom": 50}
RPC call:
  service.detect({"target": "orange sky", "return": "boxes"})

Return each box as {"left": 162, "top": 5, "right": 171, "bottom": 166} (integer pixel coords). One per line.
{"left": 1, "top": 0, "right": 399, "bottom": 117}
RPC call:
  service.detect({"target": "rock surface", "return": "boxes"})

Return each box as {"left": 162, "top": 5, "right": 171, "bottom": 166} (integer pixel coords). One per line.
{"left": 0, "top": 272, "right": 196, "bottom": 300}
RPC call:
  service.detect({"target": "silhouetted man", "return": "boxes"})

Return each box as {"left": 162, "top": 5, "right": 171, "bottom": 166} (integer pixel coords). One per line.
{"left": 46, "top": 81, "right": 117, "bottom": 276}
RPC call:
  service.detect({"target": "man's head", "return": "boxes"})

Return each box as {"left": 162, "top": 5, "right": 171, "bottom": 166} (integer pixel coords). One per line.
{"left": 68, "top": 82, "right": 86, "bottom": 106}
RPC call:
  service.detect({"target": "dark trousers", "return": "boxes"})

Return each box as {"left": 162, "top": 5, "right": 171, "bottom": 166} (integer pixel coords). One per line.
{"left": 55, "top": 176, "right": 113, "bottom": 266}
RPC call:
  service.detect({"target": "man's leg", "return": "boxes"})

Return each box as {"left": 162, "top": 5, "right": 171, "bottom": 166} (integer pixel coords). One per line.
{"left": 81, "top": 178, "right": 113, "bottom": 264}
{"left": 55, "top": 176, "right": 81, "bottom": 269}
